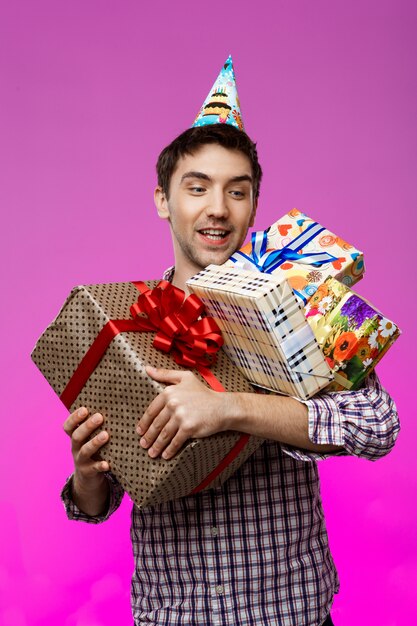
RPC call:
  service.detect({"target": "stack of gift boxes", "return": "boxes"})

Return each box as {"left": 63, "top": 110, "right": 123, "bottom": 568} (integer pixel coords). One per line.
{"left": 187, "top": 209, "right": 400, "bottom": 397}
{"left": 31, "top": 209, "right": 400, "bottom": 509}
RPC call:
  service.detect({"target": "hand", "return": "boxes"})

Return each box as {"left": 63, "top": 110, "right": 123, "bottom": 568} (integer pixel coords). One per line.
{"left": 63, "top": 407, "right": 110, "bottom": 489}
{"left": 137, "top": 366, "right": 228, "bottom": 460}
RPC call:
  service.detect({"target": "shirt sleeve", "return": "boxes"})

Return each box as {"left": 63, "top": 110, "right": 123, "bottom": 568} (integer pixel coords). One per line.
{"left": 281, "top": 370, "right": 400, "bottom": 463}
{"left": 60, "top": 472, "right": 125, "bottom": 524}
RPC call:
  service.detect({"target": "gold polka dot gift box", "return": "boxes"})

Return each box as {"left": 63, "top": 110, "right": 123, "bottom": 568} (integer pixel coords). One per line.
{"left": 305, "top": 276, "right": 401, "bottom": 391}
{"left": 224, "top": 209, "right": 365, "bottom": 305}
{"left": 31, "top": 280, "right": 263, "bottom": 508}
{"left": 187, "top": 265, "right": 334, "bottom": 400}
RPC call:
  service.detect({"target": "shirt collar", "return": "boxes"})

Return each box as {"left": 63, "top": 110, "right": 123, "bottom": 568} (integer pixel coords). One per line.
{"left": 163, "top": 266, "right": 175, "bottom": 283}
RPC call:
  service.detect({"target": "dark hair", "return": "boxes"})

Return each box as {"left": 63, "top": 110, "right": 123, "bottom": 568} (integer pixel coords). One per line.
{"left": 156, "top": 124, "right": 262, "bottom": 201}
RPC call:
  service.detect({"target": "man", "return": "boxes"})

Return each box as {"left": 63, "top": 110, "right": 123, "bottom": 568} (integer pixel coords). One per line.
{"left": 61, "top": 59, "right": 399, "bottom": 625}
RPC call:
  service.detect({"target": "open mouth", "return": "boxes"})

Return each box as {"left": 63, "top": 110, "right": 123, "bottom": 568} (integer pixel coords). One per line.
{"left": 198, "top": 228, "right": 231, "bottom": 241}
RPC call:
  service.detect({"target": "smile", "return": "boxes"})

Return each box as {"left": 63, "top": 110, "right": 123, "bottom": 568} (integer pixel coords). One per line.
{"left": 198, "top": 229, "right": 230, "bottom": 241}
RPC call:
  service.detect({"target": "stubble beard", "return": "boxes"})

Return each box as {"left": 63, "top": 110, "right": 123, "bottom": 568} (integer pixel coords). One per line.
{"left": 167, "top": 202, "right": 253, "bottom": 271}
{"left": 174, "top": 228, "right": 236, "bottom": 270}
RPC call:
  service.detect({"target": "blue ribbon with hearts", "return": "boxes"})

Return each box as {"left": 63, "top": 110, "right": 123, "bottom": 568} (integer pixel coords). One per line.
{"left": 230, "top": 221, "right": 340, "bottom": 303}
{"left": 230, "top": 221, "right": 339, "bottom": 274}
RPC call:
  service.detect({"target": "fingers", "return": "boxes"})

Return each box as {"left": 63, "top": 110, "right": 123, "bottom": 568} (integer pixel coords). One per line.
{"left": 73, "top": 423, "right": 110, "bottom": 479}
{"left": 139, "top": 407, "right": 173, "bottom": 453}
{"left": 138, "top": 402, "right": 189, "bottom": 460}
{"left": 138, "top": 370, "right": 200, "bottom": 459}
{"left": 146, "top": 365, "right": 186, "bottom": 385}
{"left": 159, "top": 432, "right": 188, "bottom": 460}
{"left": 77, "top": 454, "right": 110, "bottom": 478}
{"left": 70, "top": 412, "right": 105, "bottom": 449}
{"left": 63, "top": 407, "right": 110, "bottom": 479}
{"left": 144, "top": 413, "right": 187, "bottom": 461}
{"left": 77, "top": 429, "right": 109, "bottom": 463}
{"left": 63, "top": 407, "right": 89, "bottom": 436}
{"left": 136, "top": 393, "right": 166, "bottom": 436}
{"left": 76, "top": 456, "right": 110, "bottom": 480}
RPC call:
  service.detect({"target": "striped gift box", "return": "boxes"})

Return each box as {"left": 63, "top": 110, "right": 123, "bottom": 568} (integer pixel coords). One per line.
{"left": 187, "top": 265, "right": 333, "bottom": 400}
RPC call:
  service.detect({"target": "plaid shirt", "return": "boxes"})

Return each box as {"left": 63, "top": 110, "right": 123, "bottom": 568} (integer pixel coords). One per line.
{"left": 61, "top": 268, "right": 400, "bottom": 626}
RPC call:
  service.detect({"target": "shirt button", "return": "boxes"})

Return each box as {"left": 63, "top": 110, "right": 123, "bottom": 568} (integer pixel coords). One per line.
{"left": 215, "top": 585, "right": 224, "bottom": 595}
{"left": 211, "top": 527, "right": 219, "bottom": 537}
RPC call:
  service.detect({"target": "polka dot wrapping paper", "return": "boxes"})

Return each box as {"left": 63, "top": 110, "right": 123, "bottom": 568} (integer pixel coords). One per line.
{"left": 31, "top": 280, "right": 262, "bottom": 508}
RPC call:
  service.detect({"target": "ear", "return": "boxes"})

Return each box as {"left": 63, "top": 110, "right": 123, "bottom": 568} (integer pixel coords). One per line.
{"left": 249, "top": 198, "right": 258, "bottom": 228}
{"left": 154, "top": 186, "right": 170, "bottom": 220}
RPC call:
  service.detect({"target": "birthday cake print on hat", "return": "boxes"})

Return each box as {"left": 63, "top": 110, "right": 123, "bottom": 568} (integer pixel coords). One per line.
{"left": 192, "top": 55, "right": 244, "bottom": 130}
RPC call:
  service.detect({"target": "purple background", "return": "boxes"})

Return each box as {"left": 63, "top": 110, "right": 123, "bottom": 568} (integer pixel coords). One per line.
{"left": 1, "top": 1, "right": 416, "bottom": 624}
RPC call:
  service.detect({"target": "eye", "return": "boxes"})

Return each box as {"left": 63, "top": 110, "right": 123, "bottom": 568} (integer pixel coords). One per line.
{"left": 189, "top": 186, "right": 206, "bottom": 193}
{"left": 229, "top": 190, "right": 245, "bottom": 198}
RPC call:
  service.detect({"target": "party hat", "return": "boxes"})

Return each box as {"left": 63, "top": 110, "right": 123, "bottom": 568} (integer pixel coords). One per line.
{"left": 192, "top": 55, "right": 244, "bottom": 130}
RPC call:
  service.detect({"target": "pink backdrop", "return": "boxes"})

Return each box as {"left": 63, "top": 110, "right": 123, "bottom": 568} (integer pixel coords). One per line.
{"left": 1, "top": 1, "right": 416, "bottom": 624}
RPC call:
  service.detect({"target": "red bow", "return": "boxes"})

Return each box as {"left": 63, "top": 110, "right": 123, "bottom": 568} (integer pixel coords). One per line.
{"left": 130, "top": 280, "right": 223, "bottom": 368}
{"left": 59, "top": 279, "right": 251, "bottom": 496}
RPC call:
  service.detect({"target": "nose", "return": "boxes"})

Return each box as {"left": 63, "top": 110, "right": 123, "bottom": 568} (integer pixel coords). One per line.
{"left": 205, "top": 189, "right": 229, "bottom": 219}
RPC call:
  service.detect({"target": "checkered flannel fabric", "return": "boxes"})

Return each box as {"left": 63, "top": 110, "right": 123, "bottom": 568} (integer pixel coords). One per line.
{"left": 61, "top": 267, "right": 400, "bottom": 625}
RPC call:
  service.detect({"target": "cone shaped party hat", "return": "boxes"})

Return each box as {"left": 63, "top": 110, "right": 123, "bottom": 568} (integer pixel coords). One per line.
{"left": 192, "top": 55, "right": 244, "bottom": 130}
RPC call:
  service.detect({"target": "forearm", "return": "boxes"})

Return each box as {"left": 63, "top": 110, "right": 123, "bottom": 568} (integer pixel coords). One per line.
{"left": 139, "top": 368, "right": 398, "bottom": 462}
{"left": 222, "top": 392, "right": 343, "bottom": 453}
{"left": 71, "top": 471, "right": 110, "bottom": 517}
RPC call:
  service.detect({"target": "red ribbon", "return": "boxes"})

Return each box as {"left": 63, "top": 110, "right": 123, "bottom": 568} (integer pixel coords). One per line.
{"left": 60, "top": 281, "right": 224, "bottom": 407}
{"left": 129, "top": 280, "right": 224, "bottom": 369}
{"left": 59, "top": 280, "right": 251, "bottom": 494}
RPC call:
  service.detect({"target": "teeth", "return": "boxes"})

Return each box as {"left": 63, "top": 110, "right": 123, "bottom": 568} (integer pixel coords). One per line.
{"left": 200, "top": 229, "right": 228, "bottom": 239}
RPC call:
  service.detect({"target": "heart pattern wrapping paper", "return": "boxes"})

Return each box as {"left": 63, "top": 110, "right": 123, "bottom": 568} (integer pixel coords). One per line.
{"left": 226, "top": 209, "right": 365, "bottom": 304}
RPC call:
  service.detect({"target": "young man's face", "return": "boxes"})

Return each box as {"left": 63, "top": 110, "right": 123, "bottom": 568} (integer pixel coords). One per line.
{"left": 155, "top": 143, "right": 257, "bottom": 274}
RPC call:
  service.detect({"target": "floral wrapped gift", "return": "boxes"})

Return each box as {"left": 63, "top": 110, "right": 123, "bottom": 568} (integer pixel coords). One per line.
{"left": 225, "top": 209, "right": 365, "bottom": 304}
{"left": 31, "top": 280, "right": 263, "bottom": 508}
{"left": 305, "top": 277, "right": 400, "bottom": 391}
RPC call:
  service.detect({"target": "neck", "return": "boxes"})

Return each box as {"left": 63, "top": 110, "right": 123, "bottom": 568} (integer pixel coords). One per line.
{"left": 171, "top": 260, "right": 203, "bottom": 294}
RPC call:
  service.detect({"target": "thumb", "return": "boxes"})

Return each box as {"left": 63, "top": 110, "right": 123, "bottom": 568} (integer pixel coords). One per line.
{"left": 145, "top": 365, "right": 185, "bottom": 384}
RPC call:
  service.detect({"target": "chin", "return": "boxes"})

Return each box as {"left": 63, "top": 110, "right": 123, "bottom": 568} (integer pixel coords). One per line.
{"left": 189, "top": 241, "right": 239, "bottom": 271}
{"left": 200, "top": 252, "right": 231, "bottom": 268}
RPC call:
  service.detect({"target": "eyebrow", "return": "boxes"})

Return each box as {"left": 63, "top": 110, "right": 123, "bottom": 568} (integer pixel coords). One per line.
{"left": 180, "top": 171, "right": 253, "bottom": 185}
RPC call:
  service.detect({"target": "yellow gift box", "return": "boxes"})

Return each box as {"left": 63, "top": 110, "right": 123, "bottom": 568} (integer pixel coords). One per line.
{"left": 305, "top": 277, "right": 400, "bottom": 391}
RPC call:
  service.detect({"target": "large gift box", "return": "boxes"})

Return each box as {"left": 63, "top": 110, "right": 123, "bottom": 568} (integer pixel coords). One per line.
{"left": 225, "top": 209, "right": 365, "bottom": 304}
{"left": 187, "top": 264, "right": 333, "bottom": 399}
{"left": 31, "top": 280, "right": 263, "bottom": 508}
{"left": 305, "top": 277, "right": 401, "bottom": 391}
